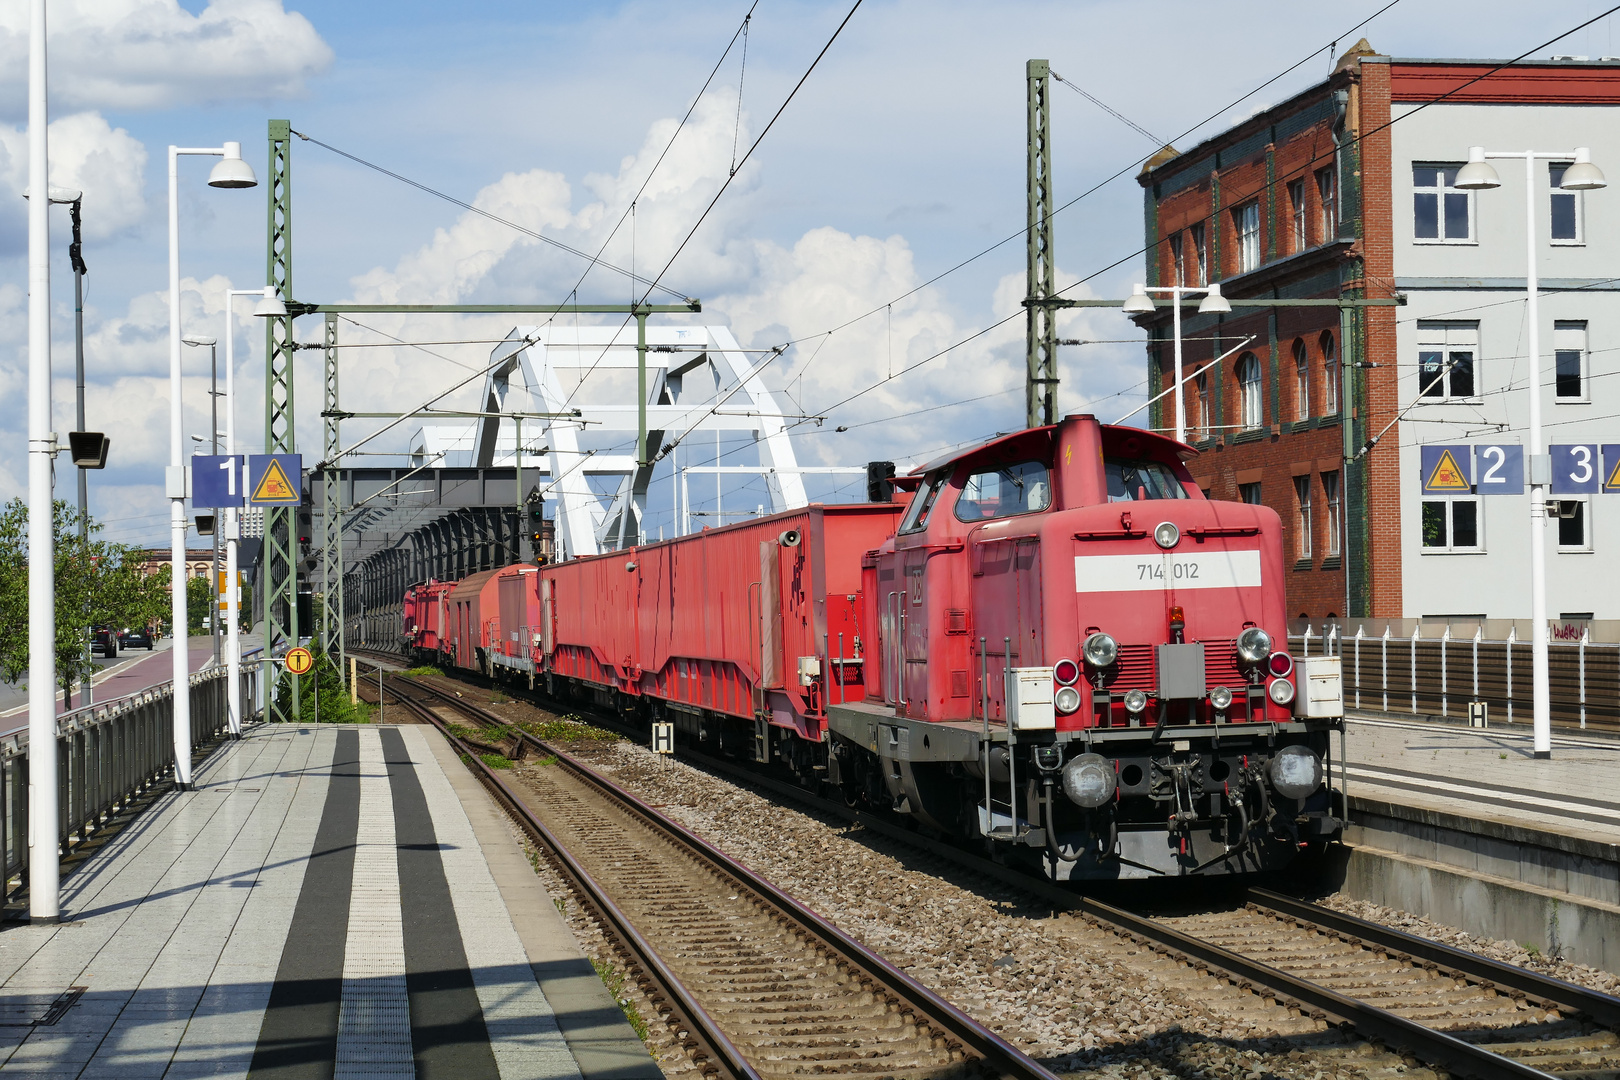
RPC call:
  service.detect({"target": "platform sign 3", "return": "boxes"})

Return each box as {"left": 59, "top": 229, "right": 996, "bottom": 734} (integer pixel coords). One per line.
{"left": 651, "top": 721, "right": 675, "bottom": 755}
{"left": 1550, "top": 444, "right": 1601, "bottom": 494}
{"left": 1473, "top": 445, "right": 1523, "bottom": 495}
{"left": 247, "top": 454, "right": 302, "bottom": 506}
{"left": 1603, "top": 446, "right": 1620, "bottom": 494}
{"left": 1420, "top": 445, "right": 1472, "bottom": 494}
{"left": 191, "top": 455, "right": 245, "bottom": 508}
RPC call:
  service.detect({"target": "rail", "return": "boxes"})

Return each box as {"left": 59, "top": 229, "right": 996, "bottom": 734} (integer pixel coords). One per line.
{"left": 0, "top": 654, "right": 262, "bottom": 902}
{"left": 1290, "top": 623, "right": 1620, "bottom": 732}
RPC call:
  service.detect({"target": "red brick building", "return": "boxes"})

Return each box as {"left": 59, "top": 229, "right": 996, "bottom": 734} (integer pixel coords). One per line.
{"left": 1136, "top": 40, "right": 1399, "bottom": 619}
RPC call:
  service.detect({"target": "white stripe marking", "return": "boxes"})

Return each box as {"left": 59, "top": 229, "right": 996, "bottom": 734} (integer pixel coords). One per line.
{"left": 1346, "top": 765, "right": 1620, "bottom": 822}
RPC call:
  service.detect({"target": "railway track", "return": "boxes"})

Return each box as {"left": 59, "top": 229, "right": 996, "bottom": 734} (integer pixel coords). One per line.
{"left": 378, "top": 670, "right": 1062, "bottom": 1080}
{"left": 352, "top": 651, "right": 1620, "bottom": 1080}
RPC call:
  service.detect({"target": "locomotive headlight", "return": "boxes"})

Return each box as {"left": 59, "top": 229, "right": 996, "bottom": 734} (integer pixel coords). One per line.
{"left": 1268, "top": 651, "right": 1294, "bottom": 678}
{"left": 1209, "top": 685, "right": 1233, "bottom": 711}
{"left": 1053, "top": 658, "right": 1081, "bottom": 686}
{"left": 1153, "top": 521, "right": 1180, "bottom": 549}
{"left": 1083, "top": 632, "right": 1119, "bottom": 668}
{"left": 1268, "top": 745, "right": 1322, "bottom": 800}
{"left": 1061, "top": 753, "right": 1117, "bottom": 809}
{"left": 1236, "top": 626, "right": 1272, "bottom": 665}
{"left": 1268, "top": 677, "right": 1296, "bottom": 705}
{"left": 1123, "top": 688, "right": 1148, "bottom": 714}
{"left": 1054, "top": 685, "right": 1082, "bottom": 715}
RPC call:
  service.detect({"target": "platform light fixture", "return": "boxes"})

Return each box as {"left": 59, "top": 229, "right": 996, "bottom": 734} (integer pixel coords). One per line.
{"left": 1454, "top": 145, "right": 1604, "bottom": 761}
{"left": 1122, "top": 283, "right": 1231, "bottom": 444}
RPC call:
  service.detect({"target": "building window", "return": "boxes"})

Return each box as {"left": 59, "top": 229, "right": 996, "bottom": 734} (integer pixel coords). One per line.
{"left": 1292, "top": 338, "right": 1310, "bottom": 420}
{"left": 1550, "top": 163, "right": 1583, "bottom": 244}
{"left": 1239, "top": 481, "right": 1262, "bottom": 505}
{"left": 1321, "top": 331, "right": 1339, "bottom": 414}
{"left": 1294, "top": 475, "right": 1313, "bottom": 561}
{"left": 1555, "top": 498, "right": 1591, "bottom": 551}
{"left": 1554, "top": 320, "right": 1587, "bottom": 400}
{"left": 1190, "top": 222, "right": 1206, "bottom": 286}
{"left": 1413, "top": 165, "right": 1473, "bottom": 242}
{"left": 1195, "top": 370, "right": 1209, "bottom": 439}
{"left": 1234, "top": 201, "right": 1261, "bottom": 273}
{"left": 1316, "top": 167, "right": 1336, "bottom": 241}
{"left": 1417, "top": 321, "right": 1480, "bottom": 401}
{"left": 1421, "top": 497, "right": 1482, "bottom": 552}
{"left": 1289, "top": 178, "right": 1307, "bottom": 253}
{"left": 1170, "top": 232, "right": 1185, "bottom": 286}
{"left": 1236, "top": 352, "right": 1263, "bottom": 429}
{"left": 1322, "top": 470, "right": 1341, "bottom": 557}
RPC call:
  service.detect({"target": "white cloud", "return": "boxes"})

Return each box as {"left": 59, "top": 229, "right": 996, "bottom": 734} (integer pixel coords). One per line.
{"left": 0, "top": 112, "right": 149, "bottom": 241}
{"left": 0, "top": 0, "right": 333, "bottom": 116}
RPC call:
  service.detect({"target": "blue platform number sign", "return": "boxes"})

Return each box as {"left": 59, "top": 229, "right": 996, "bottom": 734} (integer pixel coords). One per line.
{"left": 190, "top": 455, "right": 245, "bottom": 508}
{"left": 1604, "top": 446, "right": 1620, "bottom": 494}
{"left": 1550, "top": 444, "right": 1601, "bottom": 495}
{"left": 1420, "top": 444, "right": 1472, "bottom": 494}
{"left": 247, "top": 454, "right": 303, "bottom": 506}
{"left": 1473, "top": 445, "right": 1524, "bottom": 495}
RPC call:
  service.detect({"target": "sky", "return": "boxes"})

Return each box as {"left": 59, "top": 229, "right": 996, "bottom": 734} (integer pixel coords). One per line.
{"left": 1, "top": 0, "right": 1617, "bottom": 547}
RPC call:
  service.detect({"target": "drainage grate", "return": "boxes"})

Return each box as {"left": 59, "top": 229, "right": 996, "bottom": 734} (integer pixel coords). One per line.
{"left": 0, "top": 987, "right": 85, "bottom": 1027}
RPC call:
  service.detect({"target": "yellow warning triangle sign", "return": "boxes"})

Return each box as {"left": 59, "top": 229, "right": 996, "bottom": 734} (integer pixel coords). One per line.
{"left": 1607, "top": 454, "right": 1620, "bottom": 491}
{"left": 1426, "top": 449, "right": 1470, "bottom": 491}
{"left": 252, "top": 458, "right": 297, "bottom": 502}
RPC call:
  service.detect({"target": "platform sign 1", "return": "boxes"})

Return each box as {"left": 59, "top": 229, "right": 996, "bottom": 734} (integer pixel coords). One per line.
{"left": 1420, "top": 444, "right": 1472, "bottom": 494}
{"left": 191, "top": 455, "right": 245, "bottom": 508}
{"left": 1550, "top": 444, "right": 1601, "bottom": 494}
{"left": 1473, "top": 445, "right": 1524, "bottom": 495}
{"left": 247, "top": 454, "right": 302, "bottom": 505}
{"left": 1603, "top": 446, "right": 1620, "bottom": 494}
{"left": 651, "top": 722, "right": 675, "bottom": 755}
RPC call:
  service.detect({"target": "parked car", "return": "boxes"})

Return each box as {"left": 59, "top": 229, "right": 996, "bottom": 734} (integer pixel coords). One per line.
{"left": 118, "top": 627, "right": 154, "bottom": 650}
{"left": 92, "top": 627, "right": 118, "bottom": 658}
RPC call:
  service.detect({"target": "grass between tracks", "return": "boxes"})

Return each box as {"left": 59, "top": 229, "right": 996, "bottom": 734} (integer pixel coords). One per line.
{"left": 591, "top": 958, "right": 651, "bottom": 1042}
{"left": 403, "top": 665, "right": 444, "bottom": 678}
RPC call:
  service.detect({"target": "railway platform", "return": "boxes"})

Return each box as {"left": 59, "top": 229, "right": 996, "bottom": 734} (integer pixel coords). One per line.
{"left": 0, "top": 722, "right": 658, "bottom": 1080}
{"left": 1337, "top": 714, "right": 1620, "bottom": 975}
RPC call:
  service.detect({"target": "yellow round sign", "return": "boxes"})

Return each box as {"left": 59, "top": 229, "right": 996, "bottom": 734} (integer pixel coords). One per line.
{"left": 285, "top": 647, "right": 314, "bottom": 675}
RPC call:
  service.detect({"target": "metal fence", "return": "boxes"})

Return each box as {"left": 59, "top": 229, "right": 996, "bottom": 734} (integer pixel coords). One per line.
{"left": 1289, "top": 623, "right": 1620, "bottom": 733}
{"left": 0, "top": 659, "right": 262, "bottom": 902}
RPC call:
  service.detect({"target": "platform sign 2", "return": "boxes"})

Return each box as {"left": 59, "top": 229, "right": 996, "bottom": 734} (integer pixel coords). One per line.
{"left": 1550, "top": 444, "right": 1601, "bottom": 494}
{"left": 191, "top": 455, "right": 245, "bottom": 508}
{"left": 1420, "top": 444, "right": 1472, "bottom": 494}
{"left": 247, "top": 454, "right": 302, "bottom": 506}
{"left": 1603, "top": 446, "right": 1620, "bottom": 494}
{"left": 1473, "top": 445, "right": 1523, "bottom": 495}
{"left": 651, "top": 722, "right": 674, "bottom": 755}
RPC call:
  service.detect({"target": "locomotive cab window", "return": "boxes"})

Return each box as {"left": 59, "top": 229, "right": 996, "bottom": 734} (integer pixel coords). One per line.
{"left": 899, "top": 472, "right": 947, "bottom": 533}
{"left": 1106, "top": 458, "right": 1189, "bottom": 502}
{"left": 953, "top": 460, "right": 1052, "bottom": 522}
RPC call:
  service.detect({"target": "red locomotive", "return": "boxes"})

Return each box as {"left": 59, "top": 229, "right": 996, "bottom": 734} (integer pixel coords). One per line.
{"left": 404, "top": 413, "right": 1344, "bottom": 880}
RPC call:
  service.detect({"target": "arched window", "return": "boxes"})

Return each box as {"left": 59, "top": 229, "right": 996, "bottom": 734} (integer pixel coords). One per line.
{"left": 1321, "top": 331, "right": 1339, "bottom": 414}
{"left": 1293, "top": 338, "right": 1310, "bottom": 420}
{"left": 1236, "top": 353, "right": 1263, "bottom": 430}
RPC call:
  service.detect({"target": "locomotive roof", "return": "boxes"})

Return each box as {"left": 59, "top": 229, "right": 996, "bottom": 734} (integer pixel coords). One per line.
{"left": 907, "top": 416, "right": 1193, "bottom": 478}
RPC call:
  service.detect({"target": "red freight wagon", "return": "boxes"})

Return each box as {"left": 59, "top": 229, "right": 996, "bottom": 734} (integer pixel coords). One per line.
{"left": 403, "top": 578, "right": 456, "bottom": 664}
{"left": 537, "top": 505, "right": 903, "bottom": 769}
{"left": 489, "top": 564, "right": 541, "bottom": 685}
{"left": 444, "top": 568, "right": 504, "bottom": 672}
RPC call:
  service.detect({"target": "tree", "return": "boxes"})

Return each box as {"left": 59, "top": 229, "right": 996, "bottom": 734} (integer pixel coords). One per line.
{"left": 0, "top": 500, "right": 170, "bottom": 694}
{"left": 187, "top": 573, "right": 214, "bottom": 634}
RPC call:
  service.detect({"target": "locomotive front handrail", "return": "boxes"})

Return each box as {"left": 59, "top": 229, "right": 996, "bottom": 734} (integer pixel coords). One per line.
{"left": 1185, "top": 525, "right": 1260, "bottom": 539}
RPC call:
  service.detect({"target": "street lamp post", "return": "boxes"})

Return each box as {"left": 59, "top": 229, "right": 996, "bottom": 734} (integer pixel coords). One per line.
{"left": 1454, "top": 145, "right": 1606, "bottom": 761}
{"left": 1121, "top": 282, "right": 1233, "bottom": 444}
{"left": 168, "top": 142, "right": 255, "bottom": 789}
{"left": 183, "top": 336, "right": 220, "bottom": 666}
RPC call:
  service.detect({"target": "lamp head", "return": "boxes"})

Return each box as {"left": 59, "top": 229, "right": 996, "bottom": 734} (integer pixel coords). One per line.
{"left": 1197, "top": 282, "right": 1232, "bottom": 315}
{"left": 1121, "top": 283, "right": 1156, "bottom": 314}
{"left": 182, "top": 335, "right": 217, "bottom": 348}
{"left": 1453, "top": 146, "right": 1501, "bottom": 190}
{"left": 22, "top": 186, "right": 82, "bottom": 205}
{"left": 252, "top": 287, "right": 288, "bottom": 317}
{"left": 1559, "top": 147, "right": 1607, "bottom": 190}
{"left": 207, "top": 142, "right": 257, "bottom": 189}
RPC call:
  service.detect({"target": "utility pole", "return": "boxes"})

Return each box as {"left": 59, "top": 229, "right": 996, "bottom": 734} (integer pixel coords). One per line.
{"left": 68, "top": 196, "right": 90, "bottom": 707}
{"left": 1024, "top": 59, "right": 1058, "bottom": 429}
{"left": 264, "top": 119, "right": 299, "bottom": 720}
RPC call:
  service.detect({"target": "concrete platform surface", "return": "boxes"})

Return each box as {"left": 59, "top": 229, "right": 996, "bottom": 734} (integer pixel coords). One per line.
{"left": 0, "top": 723, "right": 658, "bottom": 1080}
{"left": 1346, "top": 715, "right": 1620, "bottom": 844}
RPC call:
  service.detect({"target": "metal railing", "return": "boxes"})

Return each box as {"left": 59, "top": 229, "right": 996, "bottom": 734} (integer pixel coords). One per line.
{"left": 0, "top": 657, "right": 262, "bottom": 901}
{"left": 1290, "top": 623, "right": 1619, "bottom": 733}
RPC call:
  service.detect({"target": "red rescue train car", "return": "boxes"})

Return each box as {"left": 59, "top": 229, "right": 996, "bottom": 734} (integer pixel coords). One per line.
{"left": 408, "top": 413, "right": 1345, "bottom": 881}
